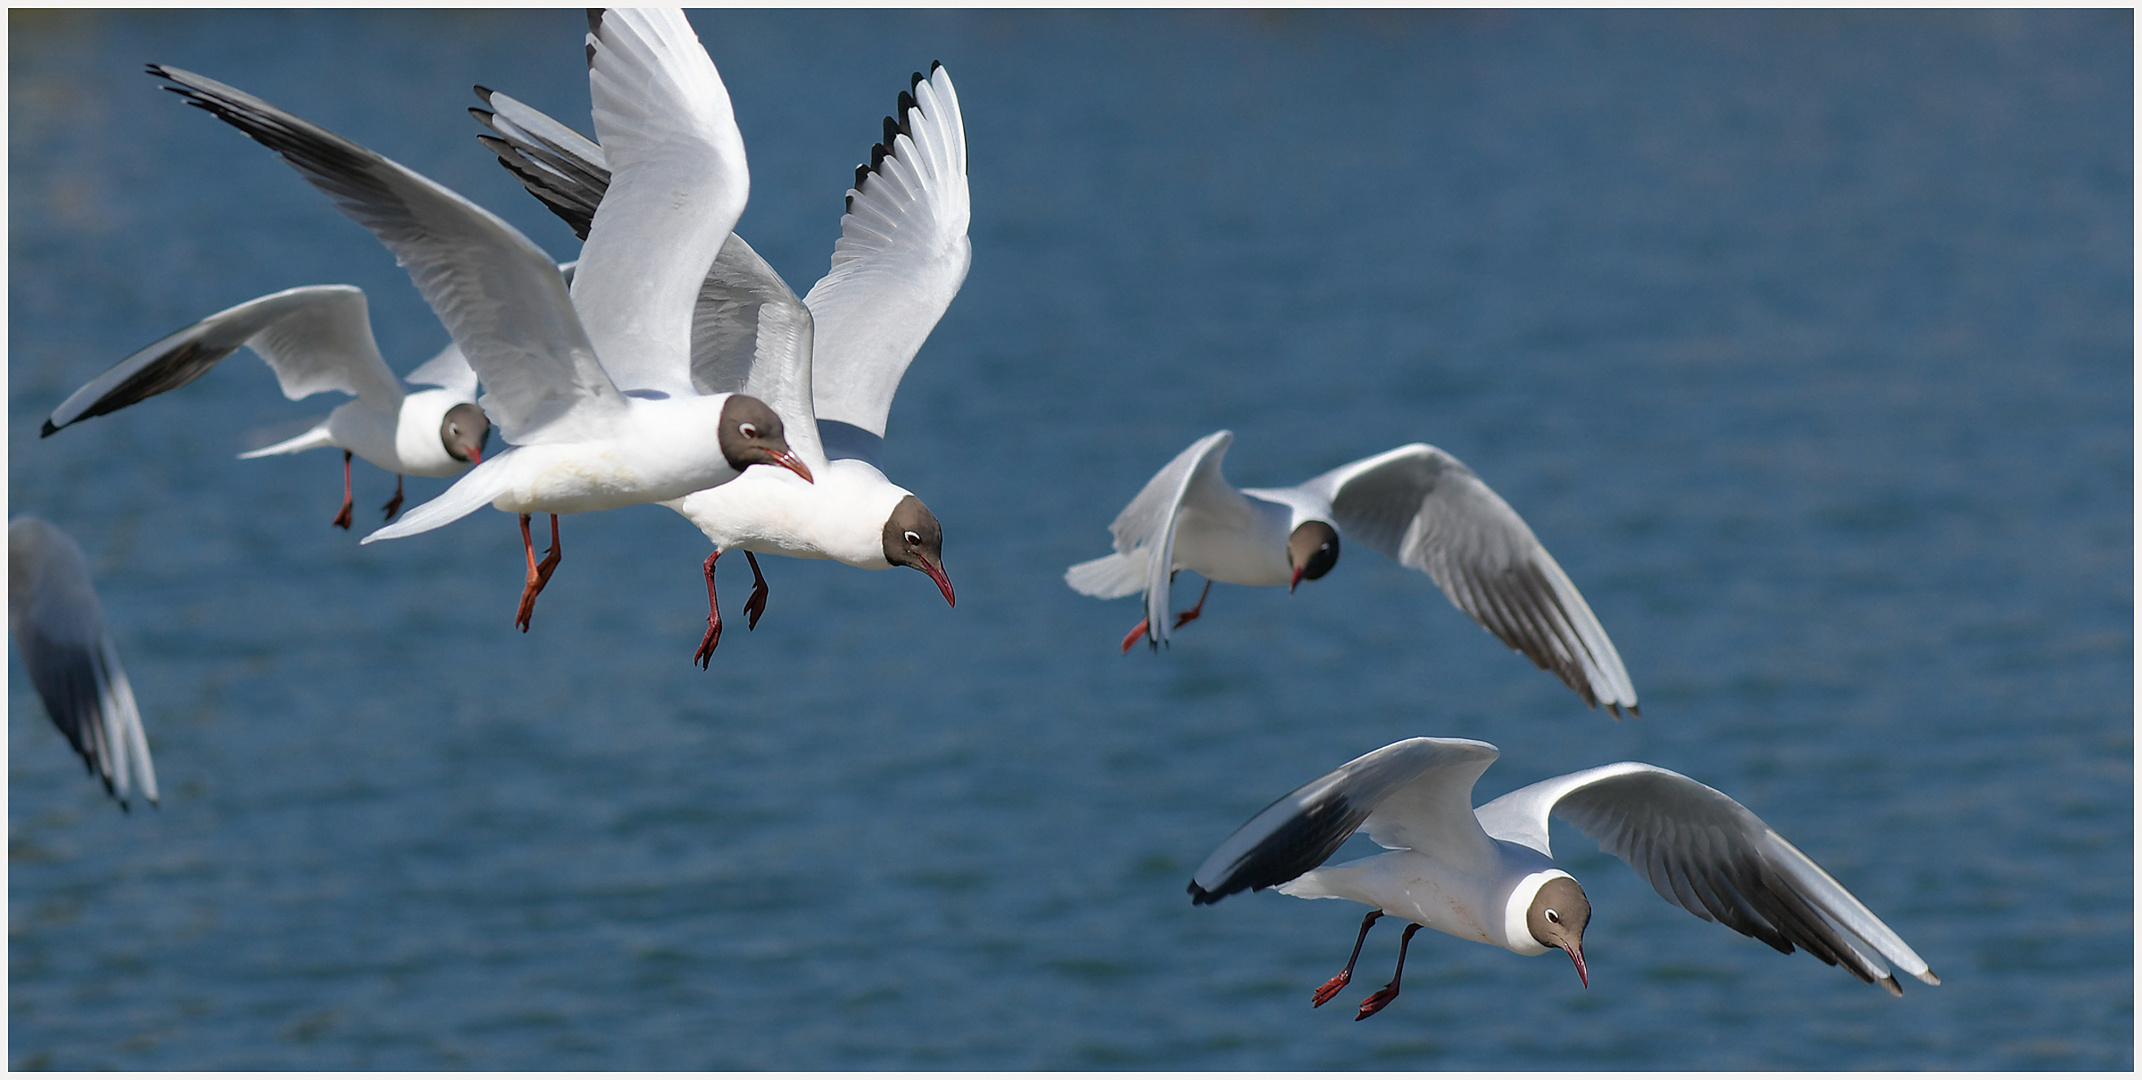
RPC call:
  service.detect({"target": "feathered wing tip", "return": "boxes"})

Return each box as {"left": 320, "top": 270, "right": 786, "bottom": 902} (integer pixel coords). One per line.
{"left": 1188, "top": 738, "right": 1499, "bottom": 905}
{"left": 845, "top": 61, "right": 966, "bottom": 217}
{"left": 9, "top": 517, "right": 159, "bottom": 809}
{"left": 1489, "top": 761, "right": 1940, "bottom": 993}
{"left": 470, "top": 85, "right": 611, "bottom": 242}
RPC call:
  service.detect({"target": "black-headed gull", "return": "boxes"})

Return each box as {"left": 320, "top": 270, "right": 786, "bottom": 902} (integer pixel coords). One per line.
{"left": 148, "top": 9, "right": 810, "bottom": 633}
{"left": 1190, "top": 737, "right": 1937, "bottom": 1019}
{"left": 1067, "top": 432, "right": 1638, "bottom": 715}
{"left": 41, "top": 286, "right": 490, "bottom": 529}
{"left": 471, "top": 62, "right": 969, "bottom": 664}
{"left": 8, "top": 517, "right": 158, "bottom": 810}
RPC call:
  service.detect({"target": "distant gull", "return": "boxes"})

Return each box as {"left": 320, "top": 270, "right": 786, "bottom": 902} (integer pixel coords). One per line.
{"left": 469, "top": 61, "right": 969, "bottom": 664}
{"left": 1189, "top": 737, "right": 1937, "bottom": 1019}
{"left": 1068, "top": 432, "right": 1638, "bottom": 715}
{"left": 147, "top": 8, "right": 810, "bottom": 633}
{"left": 8, "top": 517, "right": 158, "bottom": 810}
{"left": 42, "top": 286, "right": 489, "bottom": 529}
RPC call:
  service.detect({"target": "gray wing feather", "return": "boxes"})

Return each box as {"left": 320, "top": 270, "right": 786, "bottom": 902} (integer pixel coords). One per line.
{"left": 8, "top": 517, "right": 158, "bottom": 809}
{"left": 1189, "top": 737, "right": 1498, "bottom": 904}
{"left": 470, "top": 86, "right": 610, "bottom": 242}
{"left": 1310, "top": 443, "right": 1638, "bottom": 715}
{"left": 149, "top": 65, "right": 622, "bottom": 446}
{"left": 44, "top": 285, "right": 401, "bottom": 435}
{"left": 1475, "top": 762, "right": 1937, "bottom": 993}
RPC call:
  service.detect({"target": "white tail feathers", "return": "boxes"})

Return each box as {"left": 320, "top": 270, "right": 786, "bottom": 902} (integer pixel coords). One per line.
{"left": 237, "top": 419, "right": 334, "bottom": 459}
{"left": 1065, "top": 551, "right": 1146, "bottom": 599}
{"left": 361, "top": 452, "right": 513, "bottom": 543}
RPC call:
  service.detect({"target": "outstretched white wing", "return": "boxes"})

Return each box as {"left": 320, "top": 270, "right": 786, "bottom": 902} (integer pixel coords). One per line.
{"left": 43, "top": 285, "right": 401, "bottom": 436}
{"left": 149, "top": 65, "right": 622, "bottom": 446}
{"left": 1474, "top": 761, "right": 1939, "bottom": 994}
{"left": 570, "top": 8, "right": 748, "bottom": 398}
{"left": 8, "top": 517, "right": 158, "bottom": 809}
{"left": 1300, "top": 443, "right": 1638, "bottom": 716}
{"left": 803, "top": 62, "right": 971, "bottom": 462}
{"left": 1188, "top": 737, "right": 1499, "bottom": 904}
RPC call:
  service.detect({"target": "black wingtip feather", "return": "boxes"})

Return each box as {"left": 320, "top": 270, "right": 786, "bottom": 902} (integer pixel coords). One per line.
{"left": 40, "top": 419, "right": 59, "bottom": 437}
{"left": 1187, "top": 881, "right": 1221, "bottom": 906}
{"left": 472, "top": 85, "right": 494, "bottom": 104}
{"left": 930, "top": 59, "right": 943, "bottom": 74}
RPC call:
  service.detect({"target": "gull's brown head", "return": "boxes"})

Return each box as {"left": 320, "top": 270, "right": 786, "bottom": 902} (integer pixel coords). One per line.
{"left": 717, "top": 395, "right": 813, "bottom": 483}
{"left": 440, "top": 402, "right": 490, "bottom": 464}
{"left": 882, "top": 495, "right": 954, "bottom": 607}
{"left": 1287, "top": 520, "right": 1340, "bottom": 592}
{"left": 1527, "top": 876, "right": 1591, "bottom": 988}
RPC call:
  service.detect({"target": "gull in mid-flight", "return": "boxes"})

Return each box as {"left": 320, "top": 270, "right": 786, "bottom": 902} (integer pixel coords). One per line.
{"left": 148, "top": 9, "right": 810, "bottom": 632}
{"left": 42, "top": 286, "right": 489, "bottom": 529}
{"left": 1068, "top": 431, "right": 1638, "bottom": 715}
{"left": 1189, "top": 737, "right": 1938, "bottom": 1019}
{"left": 470, "top": 60, "right": 969, "bottom": 664}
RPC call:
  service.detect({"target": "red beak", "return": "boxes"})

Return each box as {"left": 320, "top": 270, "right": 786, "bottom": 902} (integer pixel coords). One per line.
{"left": 765, "top": 450, "right": 814, "bottom": 484}
{"left": 1563, "top": 943, "right": 1588, "bottom": 989}
{"left": 465, "top": 444, "right": 482, "bottom": 466}
{"left": 1289, "top": 565, "right": 1306, "bottom": 593}
{"left": 915, "top": 555, "right": 955, "bottom": 607}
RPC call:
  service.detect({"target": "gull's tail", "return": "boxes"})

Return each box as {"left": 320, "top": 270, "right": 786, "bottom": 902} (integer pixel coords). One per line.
{"left": 237, "top": 417, "right": 334, "bottom": 459}
{"left": 362, "top": 450, "right": 514, "bottom": 543}
{"left": 1065, "top": 551, "right": 1146, "bottom": 599}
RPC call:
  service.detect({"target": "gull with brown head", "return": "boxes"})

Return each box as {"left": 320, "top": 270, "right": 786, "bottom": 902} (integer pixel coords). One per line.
{"left": 1189, "top": 737, "right": 1938, "bottom": 1019}
{"left": 147, "top": 9, "right": 812, "bottom": 632}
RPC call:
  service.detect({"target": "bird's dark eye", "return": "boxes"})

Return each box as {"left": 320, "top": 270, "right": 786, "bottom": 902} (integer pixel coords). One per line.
{"left": 738, "top": 422, "right": 759, "bottom": 438}
{"left": 1545, "top": 909, "right": 1560, "bottom": 923}
{"left": 903, "top": 530, "right": 921, "bottom": 545}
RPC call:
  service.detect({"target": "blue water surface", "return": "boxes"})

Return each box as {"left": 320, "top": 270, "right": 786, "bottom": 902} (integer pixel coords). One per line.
{"left": 9, "top": 9, "right": 2131, "bottom": 1070}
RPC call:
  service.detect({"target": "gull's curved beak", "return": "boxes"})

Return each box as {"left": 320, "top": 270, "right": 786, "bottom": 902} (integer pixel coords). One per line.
{"left": 1289, "top": 565, "right": 1306, "bottom": 593}
{"left": 465, "top": 444, "right": 482, "bottom": 466}
{"left": 1563, "top": 942, "right": 1588, "bottom": 989}
{"left": 765, "top": 450, "right": 814, "bottom": 484}
{"left": 914, "top": 555, "right": 955, "bottom": 607}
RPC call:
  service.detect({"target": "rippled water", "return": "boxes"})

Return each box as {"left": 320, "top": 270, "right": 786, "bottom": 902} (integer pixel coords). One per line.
{"left": 9, "top": 9, "right": 2130, "bottom": 1070}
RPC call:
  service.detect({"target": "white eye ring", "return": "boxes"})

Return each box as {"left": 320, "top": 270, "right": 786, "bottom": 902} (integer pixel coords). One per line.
{"left": 737, "top": 422, "right": 759, "bottom": 439}
{"left": 1545, "top": 908, "right": 1560, "bottom": 923}
{"left": 903, "top": 530, "right": 921, "bottom": 545}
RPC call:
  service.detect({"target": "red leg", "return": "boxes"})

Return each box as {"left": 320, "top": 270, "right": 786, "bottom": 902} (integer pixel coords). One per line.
{"left": 380, "top": 474, "right": 406, "bottom": 521}
{"left": 742, "top": 551, "right": 771, "bottom": 631}
{"left": 1172, "top": 578, "right": 1213, "bottom": 629}
{"left": 693, "top": 550, "right": 725, "bottom": 668}
{"left": 1312, "top": 910, "right": 1384, "bottom": 1007}
{"left": 331, "top": 450, "right": 355, "bottom": 530}
{"left": 1119, "top": 617, "right": 1151, "bottom": 654}
{"left": 1355, "top": 923, "right": 1422, "bottom": 1021}
{"left": 514, "top": 514, "right": 561, "bottom": 633}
